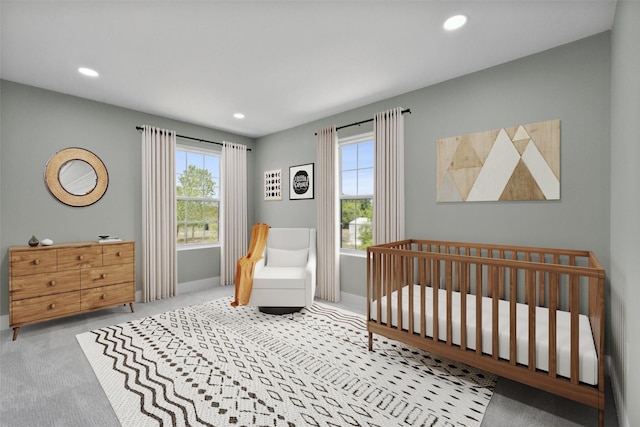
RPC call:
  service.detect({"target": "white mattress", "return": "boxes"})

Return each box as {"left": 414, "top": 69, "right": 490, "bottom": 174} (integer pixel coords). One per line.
{"left": 370, "top": 285, "right": 598, "bottom": 385}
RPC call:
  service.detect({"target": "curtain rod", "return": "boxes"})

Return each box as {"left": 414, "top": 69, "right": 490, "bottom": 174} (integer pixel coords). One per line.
{"left": 135, "top": 126, "right": 251, "bottom": 151}
{"left": 314, "top": 108, "right": 411, "bottom": 135}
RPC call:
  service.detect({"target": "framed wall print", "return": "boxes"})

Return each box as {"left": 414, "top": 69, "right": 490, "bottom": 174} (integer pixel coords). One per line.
{"left": 289, "top": 163, "right": 314, "bottom": 200}
{"left": 264, "top": 169, "right": 282, "bottom": 201}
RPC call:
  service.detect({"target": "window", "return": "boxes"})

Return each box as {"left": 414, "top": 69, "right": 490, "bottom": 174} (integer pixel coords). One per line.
{"left": 339, "top": 132, "right": 374, "bottom": 252}
{"left": 176, "top": 147, "right": 220, "bottom": 247}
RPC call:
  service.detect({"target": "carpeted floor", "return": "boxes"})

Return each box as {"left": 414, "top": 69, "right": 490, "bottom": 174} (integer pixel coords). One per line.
{"left": 0, "top": 285, "right": 620, "bottom": 426}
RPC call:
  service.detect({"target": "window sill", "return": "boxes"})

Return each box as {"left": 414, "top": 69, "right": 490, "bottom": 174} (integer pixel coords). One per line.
{"left": 340, "top": 250, "right": 367, "bottom": 258}
{"left": 178, "top": 243, "right": 221, "bottom": 251}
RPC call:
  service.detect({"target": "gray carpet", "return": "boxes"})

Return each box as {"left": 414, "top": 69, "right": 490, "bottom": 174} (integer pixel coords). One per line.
{"left": 0, "top": 286, "right": 619, "bottom": 426}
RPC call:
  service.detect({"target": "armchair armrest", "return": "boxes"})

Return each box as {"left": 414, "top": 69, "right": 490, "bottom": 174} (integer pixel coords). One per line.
{"left": 305, "top": 229, "right": 317, "bottom": 304}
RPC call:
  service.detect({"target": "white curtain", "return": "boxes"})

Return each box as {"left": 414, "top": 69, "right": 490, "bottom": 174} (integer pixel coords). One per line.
{"left": 220, "top": 141, "right": 248, "bottom": 286}
{"left": 141, "top": 125, "right": 177, "bottom": 302}
{"left": 374, "top": 107, "right": 405, "bottom": 244}
{"left": 316, "top": 126, "right": 340, "bottom": 302}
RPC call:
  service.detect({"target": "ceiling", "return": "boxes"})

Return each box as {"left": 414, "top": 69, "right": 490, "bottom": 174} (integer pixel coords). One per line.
{"left": 1, "top": 1, "right": 616, "bottom": 138}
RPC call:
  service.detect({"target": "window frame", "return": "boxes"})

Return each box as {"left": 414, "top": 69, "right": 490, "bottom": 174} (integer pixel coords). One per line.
{"left": 339, "top": 131, "right": 374, "bottom": 255}
{"left": 176, "top": 144, "right": 221, "bottom": 250}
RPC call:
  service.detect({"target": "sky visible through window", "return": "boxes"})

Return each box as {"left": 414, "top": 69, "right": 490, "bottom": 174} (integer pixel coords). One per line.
{"left": 341, "top": 140, "right": 373, "bottom": 196}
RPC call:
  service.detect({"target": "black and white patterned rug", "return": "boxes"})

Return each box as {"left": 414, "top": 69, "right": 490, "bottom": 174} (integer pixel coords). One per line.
{"left": 77, "top": 297, "right": 495, "bottom": 426}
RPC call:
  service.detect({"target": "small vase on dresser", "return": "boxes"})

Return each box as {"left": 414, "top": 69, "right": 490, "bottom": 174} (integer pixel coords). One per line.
{"left": 8, "top": 240, "right": 135, "bottom": 340}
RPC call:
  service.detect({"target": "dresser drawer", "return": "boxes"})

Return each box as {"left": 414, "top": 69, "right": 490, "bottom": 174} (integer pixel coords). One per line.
{"left": 81, "top": 264, "right": 134, "bottom": 289}
{"left": 102, "top": 242, "right": 134, "bottom": 266}
{"left": 10, "top": 250, "right": 58, "bottom": 277}
{"left": 10, "top": 291, "right": 81, "bottom": 326}
{"left": 81, "top": 282, "right": 134, "bottom": 311}
{"left": 10, "top": 270, "right": 80, "bottom": 300}
{"left": 58, "top": 246, "right": 102, "bottom": 270}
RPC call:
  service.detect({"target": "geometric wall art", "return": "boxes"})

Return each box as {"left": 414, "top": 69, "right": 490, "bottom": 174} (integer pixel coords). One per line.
{"left": 264, "top": 168, "right": 282, "bottom": 201}
{"left": 436, "top": 119, "right": 560, "bottom": 202}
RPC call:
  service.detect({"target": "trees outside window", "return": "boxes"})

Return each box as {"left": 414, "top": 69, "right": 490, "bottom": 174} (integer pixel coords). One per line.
{"left": 176, "top": 148, "right": 220, "bottom": 246}
{"left": 339, "top": 133, "right": 374, "bottom": 251}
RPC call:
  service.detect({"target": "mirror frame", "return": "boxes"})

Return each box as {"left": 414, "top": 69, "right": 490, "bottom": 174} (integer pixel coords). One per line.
{"left": 45, "top": 147, "right": 109, "bottom": 207}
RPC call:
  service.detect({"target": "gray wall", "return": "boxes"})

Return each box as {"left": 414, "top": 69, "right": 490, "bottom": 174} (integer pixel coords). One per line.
{"left": 0, "top": 80, "right": 256, "bottom": 316}
{"left": 255, "top": 33, "right": 611, "bottom": 300}
{"left": 610, "top": 2, "right": 640, "bottom": 426}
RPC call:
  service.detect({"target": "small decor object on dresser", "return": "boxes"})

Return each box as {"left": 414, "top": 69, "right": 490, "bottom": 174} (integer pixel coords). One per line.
{"left": 40, "top": 238, "right": 53, "bottom": 246}
{"left": 98, "top": 235, "right": 122, "bottom": 243}
{"left": 8, "top": 240, "right": 135, "bottom": 340}
{"left": 28, "top": 235, "right": 39, "bottom": 247}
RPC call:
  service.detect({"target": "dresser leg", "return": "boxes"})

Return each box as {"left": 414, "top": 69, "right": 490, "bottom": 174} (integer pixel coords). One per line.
{"left": 129, "top": 302, "right": 135, "bottom": 313}
{"left": 12, "top": 327, "right": 19, "bottom": 341}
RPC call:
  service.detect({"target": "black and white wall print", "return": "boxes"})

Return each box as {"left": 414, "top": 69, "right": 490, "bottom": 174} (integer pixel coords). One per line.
{"left": 289, "top": 163, "right": 314, "bottom": 200}
{"left": 264, "top": 169, "right": 282, "bottom": 201}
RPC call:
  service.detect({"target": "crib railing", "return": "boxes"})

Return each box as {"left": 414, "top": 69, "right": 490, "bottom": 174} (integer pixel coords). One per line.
{"left": 366, "top": 239, "right": 605, "bottom": 403}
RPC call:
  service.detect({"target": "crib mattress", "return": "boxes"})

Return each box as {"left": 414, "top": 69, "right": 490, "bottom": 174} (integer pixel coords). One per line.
{"left": 370, "top": 285, "right": 598, "bottom": 385}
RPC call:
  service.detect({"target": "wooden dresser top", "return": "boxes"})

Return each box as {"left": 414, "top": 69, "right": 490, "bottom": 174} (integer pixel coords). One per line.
{"left": 9, "top": 240, "right": 134, "bottom": 251}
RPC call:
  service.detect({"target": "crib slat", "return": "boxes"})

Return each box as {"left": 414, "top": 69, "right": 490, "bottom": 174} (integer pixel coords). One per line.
{"left": 538, "top": 252, "right": 546, "bottom": 307}
{"left": 487, "top": 249, "right": 493, "bottom": 299}
{"left": 420, "top": 258, "right": 427, "bottom": 338}
{"left": 385, "top": 253, "right": 392, "bottom": 329}
{"left": 446, "top": 260, "right": 453, "bottom": 345}
{"left": 492, "top": 265, "right": 499, "bottom": 360}
{"left": 433, "top": 259, "right": 440, "bottom": 342}
{"left": 499, "top": 250, "right": 506, "bottom": 299}
{"left": 509, "top": 268, "right": 517, "bottom": 366}
{"left": 528, "top": 270, "right": 536, "bottom": 371}
{"left": 549, "top": 274, "right": 558, "bottom": 378}
{"left": 476, "top": 264, "right": 482, "bottom": 355}
{"left": 570, "top": 273, "right": 580, "bottom": 384}
{"left": 408, "top": 255, "right": 414, "bottom": 334}
{"left": 396, "top": 255, "right": 403, "bottom": 331}
{"left": 460, "top": 261, "right": 468, "bottom": 351}
{"left": 374, "top": 253, "right": 382, "bottom": 327}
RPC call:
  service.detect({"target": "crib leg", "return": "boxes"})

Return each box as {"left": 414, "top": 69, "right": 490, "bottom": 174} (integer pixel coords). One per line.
{"left": 598, "top": 409, "right": 604, "bottom": 427}
{"left": 368, "top": 332, "right": 373, "bottom": 351}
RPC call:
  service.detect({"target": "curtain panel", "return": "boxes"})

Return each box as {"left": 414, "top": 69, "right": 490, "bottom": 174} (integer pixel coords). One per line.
{"left": 373, "top": 107, "right": 406, "bottom": 244}
{"left": 141, "top": 125, "right": 177, "bottom": 302}
{"left": 316, "top": 126, "right": 340, "bottom": 302}
{"left": 220, "top": 141, "right": 248, "bottom": 286}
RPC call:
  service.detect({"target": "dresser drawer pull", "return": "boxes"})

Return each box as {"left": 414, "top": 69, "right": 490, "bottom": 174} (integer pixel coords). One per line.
{"left": 101, "top": 273, "right": 107, "bottom": 279}
{"left": 33, "top": 259, "right": 40, "bottom": 265}
{"left": 49, "top": 303, "right": 56, "bottom": 309}
{"left": 101, "top": 294, "right": 107, "bottom": 300}
{"left": 78, "top": 255, "right": 84, "bottom": 261}
{"left": 116, "top": 251, "right": 122, "bottom": 257}
{"left": 49, "top": 280, "right": 56, "bottom": 286}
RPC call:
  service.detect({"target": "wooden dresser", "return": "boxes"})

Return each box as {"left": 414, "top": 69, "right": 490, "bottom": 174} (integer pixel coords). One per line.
{"left": 8, "top": 241, "right": 135, "bottom": 340}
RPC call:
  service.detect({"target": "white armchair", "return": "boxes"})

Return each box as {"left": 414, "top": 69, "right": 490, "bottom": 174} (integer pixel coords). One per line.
{"left": 249, "top": 228, "right": 316, "bottom": 314}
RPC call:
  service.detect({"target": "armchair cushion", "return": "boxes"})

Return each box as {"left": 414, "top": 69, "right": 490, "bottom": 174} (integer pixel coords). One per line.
{"left": 266, "top": 247, "right": 309, "bottom": 267}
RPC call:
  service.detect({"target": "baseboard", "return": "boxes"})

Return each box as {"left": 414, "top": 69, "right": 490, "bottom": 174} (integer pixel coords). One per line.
{"left": 607, "top": 355, "right": 630, "bottom": 427}
{"left": 178, "top": 277, "right": 220, "bottom": 294}
{"left": 0, "top": 314, "right": 8, "bottom": 331}
{"left": 339, "top": 291, "right": 366, "bottom": 306}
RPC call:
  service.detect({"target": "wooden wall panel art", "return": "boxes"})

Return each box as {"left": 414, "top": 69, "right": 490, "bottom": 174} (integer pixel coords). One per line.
{"left": 437, "top": 119, "right": 560, "bottom": 202}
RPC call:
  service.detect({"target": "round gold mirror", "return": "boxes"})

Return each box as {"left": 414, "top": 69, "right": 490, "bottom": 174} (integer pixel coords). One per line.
{"left": 45, "top": 148, "right": 108, "bottom": 206}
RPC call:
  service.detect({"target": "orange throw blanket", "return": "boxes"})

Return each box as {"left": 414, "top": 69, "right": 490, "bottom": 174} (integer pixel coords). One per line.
{"left": 231, "top": 223, "right": 271, "bottom": 307}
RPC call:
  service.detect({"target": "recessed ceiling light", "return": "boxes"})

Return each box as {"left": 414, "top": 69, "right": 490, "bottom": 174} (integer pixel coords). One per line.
{"left": 443, "top": 15, "right": 467, "bottom": 31}
{"left": 78, "top": 67, "right": 99, "bottom": 77}
{"left": 233, "top": 113, "right": 245, "bottom": 119}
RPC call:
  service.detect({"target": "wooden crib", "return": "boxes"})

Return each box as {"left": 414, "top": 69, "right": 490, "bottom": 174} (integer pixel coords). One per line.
{"left": 366, "top": 239, "right": 605, "bottom": 427}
